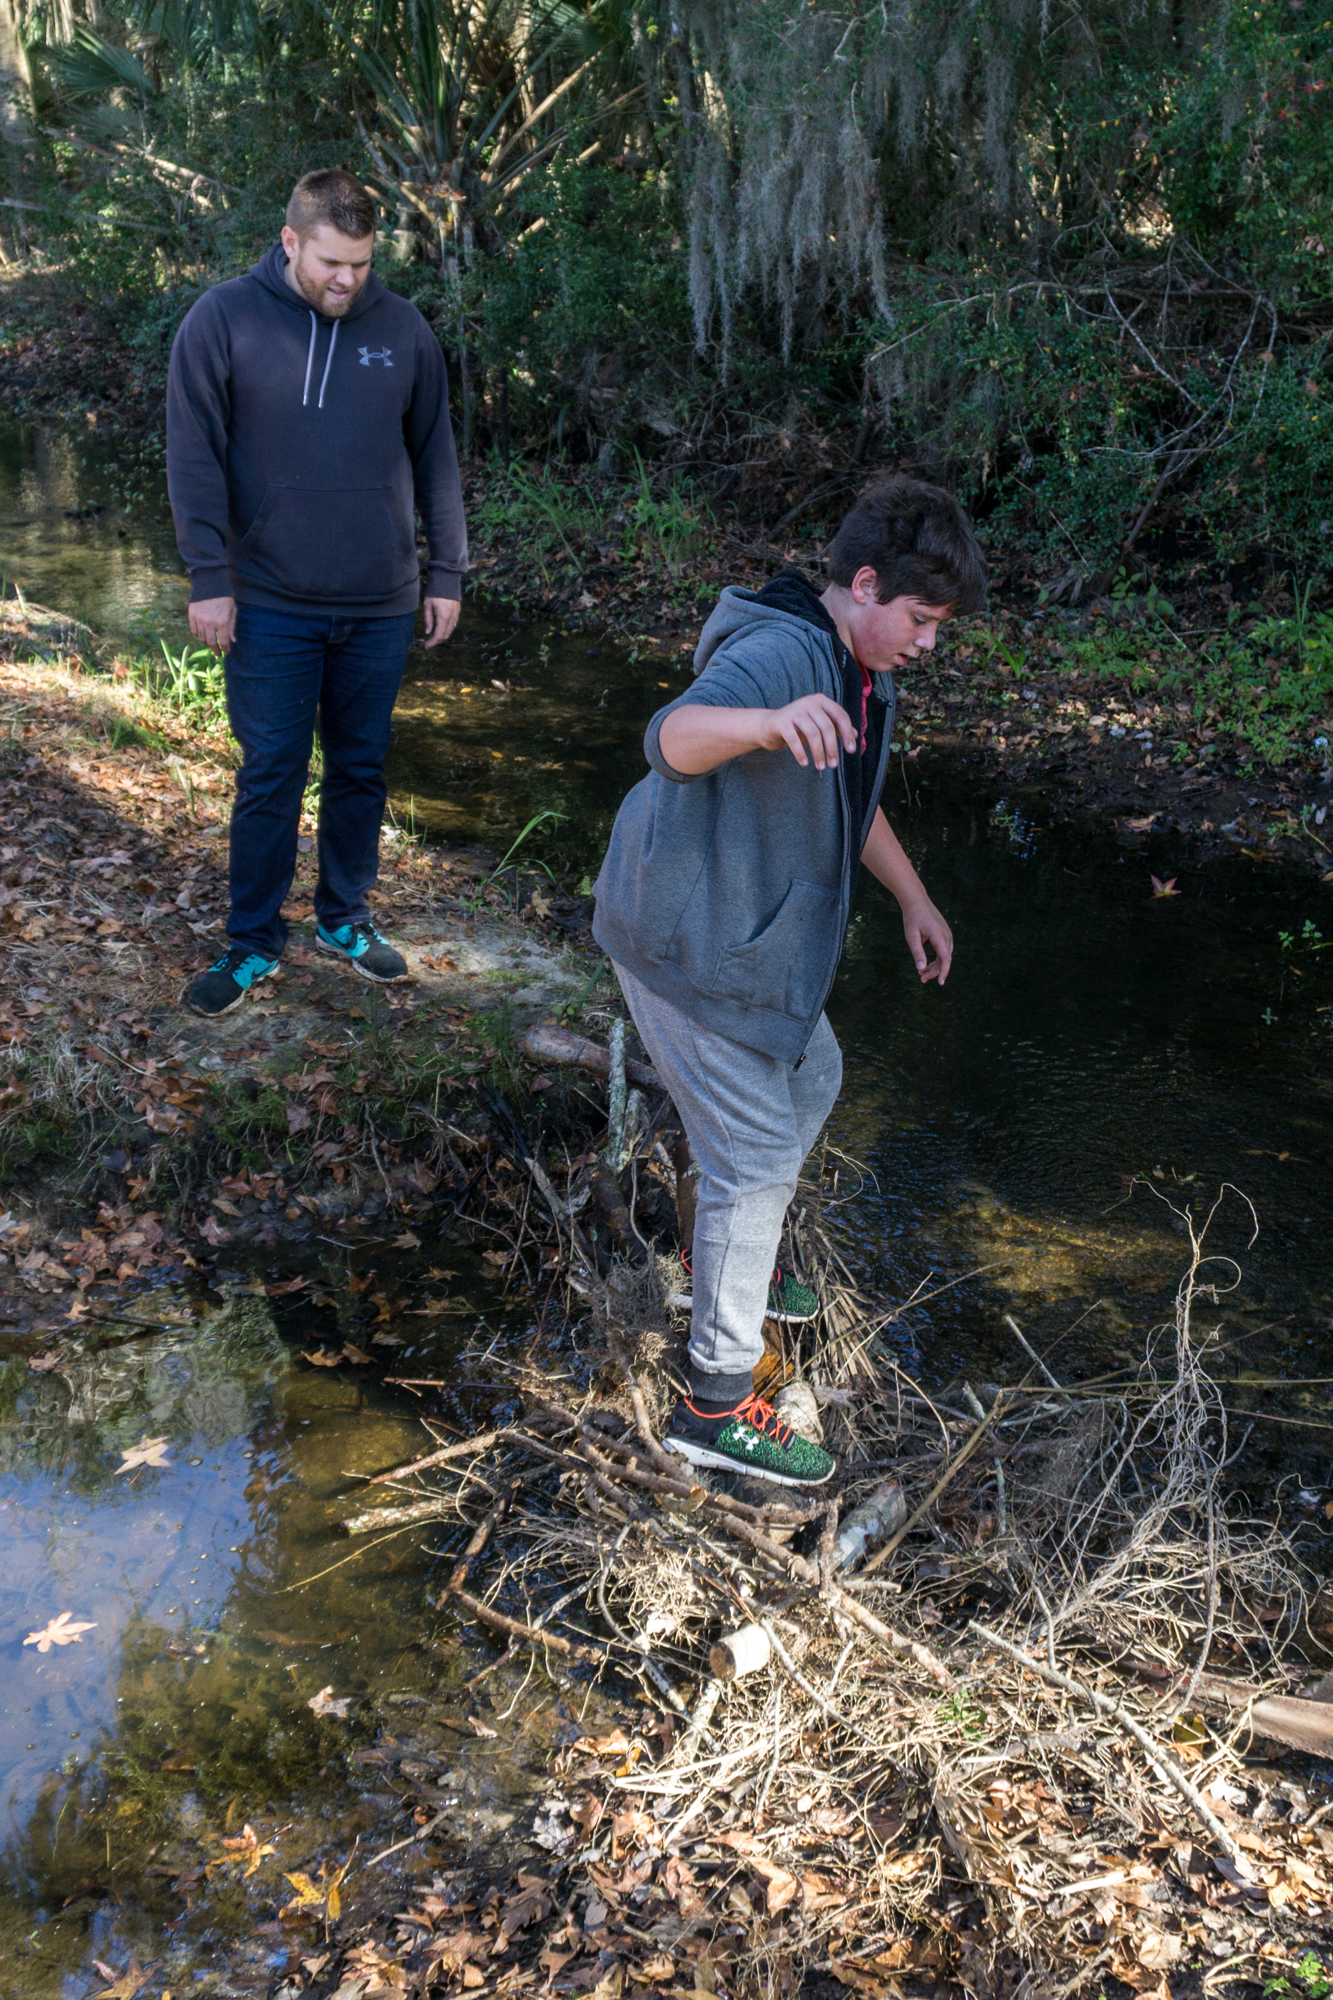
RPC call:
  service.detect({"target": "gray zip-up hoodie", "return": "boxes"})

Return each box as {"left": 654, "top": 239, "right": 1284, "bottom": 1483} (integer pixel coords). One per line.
{"left": 166, "top": 242, "right": 467, "bottom": 615}
{"left": 592, "top": 584, "right": 896, "bottom": 1062}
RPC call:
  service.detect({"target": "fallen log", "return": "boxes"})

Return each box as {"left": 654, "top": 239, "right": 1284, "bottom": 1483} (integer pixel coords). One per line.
{"left": 522, "top": 1023, "right": 661, "bottom": 1092}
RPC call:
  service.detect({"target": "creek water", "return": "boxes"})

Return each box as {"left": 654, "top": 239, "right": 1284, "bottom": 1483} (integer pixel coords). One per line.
{"left": 4, "top": 422, "right": 1333, "bottom": 1992}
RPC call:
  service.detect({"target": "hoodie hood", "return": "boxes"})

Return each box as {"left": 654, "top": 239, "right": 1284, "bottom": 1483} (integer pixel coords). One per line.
{"left": 249, "top": 240, "right": 387, "bottom": 324}
{"left": 695, "top": 574, "right": 894, "bottom": 680}
{"left": 693, "top": 583, "right": 816, "bottom": 676}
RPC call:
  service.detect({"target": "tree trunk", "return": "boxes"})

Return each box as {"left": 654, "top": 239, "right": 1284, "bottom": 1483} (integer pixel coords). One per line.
{"left": 0, "top": 0, "right": 31, "bottom": 144}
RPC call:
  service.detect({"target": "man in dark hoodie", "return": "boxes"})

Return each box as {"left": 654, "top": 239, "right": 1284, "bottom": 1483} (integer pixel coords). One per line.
{"left": 593, "top": 478, "right": 986, "bottom": 1487}
{"left": 167, "top": 167, "right": 467, "bottom": 1017}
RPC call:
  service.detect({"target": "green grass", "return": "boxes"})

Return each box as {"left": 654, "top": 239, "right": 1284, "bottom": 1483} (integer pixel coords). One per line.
{"left": 982, "top": 582, "right": 1333, "bottom": 771}
{"left": 473, "top": 456, "right": 714, "bottom": 584}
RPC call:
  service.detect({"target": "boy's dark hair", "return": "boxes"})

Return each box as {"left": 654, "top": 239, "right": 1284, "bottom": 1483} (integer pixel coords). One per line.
{"left": 827, "top": 476, "right": 986, "bottom": 612}
{"left": 286, "top": 169, "right": 377, "bottom": 242}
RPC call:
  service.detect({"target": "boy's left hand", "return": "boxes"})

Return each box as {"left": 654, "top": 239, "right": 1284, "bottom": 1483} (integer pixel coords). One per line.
{"left": 901, "top": 897, "right": 953, "bottom": 985}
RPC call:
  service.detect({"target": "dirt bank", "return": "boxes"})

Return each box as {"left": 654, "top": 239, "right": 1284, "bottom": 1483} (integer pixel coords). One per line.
{"left": 0, "top": 605, "right": 616, "bottom": 1348}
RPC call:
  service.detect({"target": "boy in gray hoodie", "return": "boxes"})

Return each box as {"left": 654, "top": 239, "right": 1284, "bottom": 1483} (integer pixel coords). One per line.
{"left": 593, "top": 478, "right": 986, "bottom": 1486}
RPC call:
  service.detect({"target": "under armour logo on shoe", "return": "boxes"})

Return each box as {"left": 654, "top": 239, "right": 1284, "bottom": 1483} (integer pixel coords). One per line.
{"left": 358, "top": 346, "right": 393, "bottom": 367}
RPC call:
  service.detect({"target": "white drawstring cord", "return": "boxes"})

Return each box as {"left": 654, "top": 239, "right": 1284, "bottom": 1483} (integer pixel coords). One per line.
{"left": 316, "top": 319, "right": 339, "bottom": 409}
{"left": 301, "top": 310, "right": 318, "bottom": 407}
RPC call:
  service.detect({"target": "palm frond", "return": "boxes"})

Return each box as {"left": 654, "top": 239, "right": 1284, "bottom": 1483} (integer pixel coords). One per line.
{"left": 45, "top": 23, "right": 158, "bottom": 101}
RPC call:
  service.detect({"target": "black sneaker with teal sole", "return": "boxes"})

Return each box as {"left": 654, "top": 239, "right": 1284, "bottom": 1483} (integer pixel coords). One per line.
{"left": 315, "top": 919, "right": 409, "bottom": 983}
{"left": 186, "top": 947, "right": 280, "bottom": 1018}
{"left": 664, "top": 1393, "right": 835, "bottom": 1487}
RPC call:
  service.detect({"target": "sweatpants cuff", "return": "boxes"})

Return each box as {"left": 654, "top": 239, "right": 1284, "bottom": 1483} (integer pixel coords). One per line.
{"left": 689, "top": 1366, "right": 755, "bottom": 1408}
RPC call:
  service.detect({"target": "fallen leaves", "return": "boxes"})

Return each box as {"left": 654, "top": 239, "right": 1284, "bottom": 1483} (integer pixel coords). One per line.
{"left": 92, "top": 1960, "right": 151, "bottom": 2000}
{"left": 212, "top": 1822, "right": 277, "bottom": 1878}
{"left": 115, "top": 1434, "right": 171, "bottom": 1473}
{"left": 1151, "top": 875, "right": 1180, "bottom": 898}
{"left": 24, "top": 1610, "right": 97, "bottom": 1651}
{"left": 283, "top": 1855, "right": 352, "bottom": 1922}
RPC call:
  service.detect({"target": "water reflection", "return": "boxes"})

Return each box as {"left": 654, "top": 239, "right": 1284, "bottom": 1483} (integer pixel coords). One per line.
{"left": 831, "top": 781, "right": 1333, "bottom": 1404}
{"left": 0, "top": 1273, "right": 545, "bottom": 1994}
{"left": 0, "top": 424, "right": 186, "bottom": 640}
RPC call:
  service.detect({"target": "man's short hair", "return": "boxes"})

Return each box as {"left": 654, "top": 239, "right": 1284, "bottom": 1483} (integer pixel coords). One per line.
{"left": 827, "top": 476, "right": 986, "bottom": 612}
{"left": 285, "top": 169, "right": 377, "bottom": 243}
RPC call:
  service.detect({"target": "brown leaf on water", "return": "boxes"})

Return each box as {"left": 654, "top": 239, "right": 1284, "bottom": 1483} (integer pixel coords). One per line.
{"left": 392, "top": 1229, "right": 421, "bottom": 1250}
{"left": 573, "top": 1727, "right": 632, "bottom": 1757}
{"left": 28, "top": 1350, "right": 63, "bottom": 1372}
{"left": 466, "top": 1714, "right": 498, "bottom": 1738}
{"left": 341, "top": 1343, "right": 373, "bottom": 1365}
{"left": 24, "top": 1610, "right": 97, "bottom": 1652}
{"left": 93, "top": 1960, "right": 151, "bottom": 2000}
{"left": 116, "top": 1435, "right": 171, "bottom": 1473}
{"left": 302, "top": 1346, "right": 343, "bottom": 1367}
{"left": 348, "top": 1270, "right": 376, "bottom": 1294}
{"left": 215, "top": 1821, "right": 276, "bottom": 1878}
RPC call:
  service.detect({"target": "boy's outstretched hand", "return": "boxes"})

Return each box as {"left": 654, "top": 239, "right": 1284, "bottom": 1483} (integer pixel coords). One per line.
{"left": 901, "top": 896, "right": 953, "bottom": 985}
{"left": 764, "top": 693, "right": 858, "bottom": 771}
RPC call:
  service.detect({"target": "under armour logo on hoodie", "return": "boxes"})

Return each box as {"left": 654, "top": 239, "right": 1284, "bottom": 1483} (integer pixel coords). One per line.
{"left": 359, "top": 346, "right": 393, "bottom": 367}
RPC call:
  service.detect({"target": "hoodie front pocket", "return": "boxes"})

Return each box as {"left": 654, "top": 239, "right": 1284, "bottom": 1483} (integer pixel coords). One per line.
{"left": 237, "top": 484, "right": 416, "bottom": 600}
{"left": 709, "top": 878, "right": 839, "bottom": 1019}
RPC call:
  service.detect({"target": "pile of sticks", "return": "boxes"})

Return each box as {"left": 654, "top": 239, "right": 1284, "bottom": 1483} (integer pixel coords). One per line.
{"left": 343, "top": 1127, "right": 1333, "bottom": 1989}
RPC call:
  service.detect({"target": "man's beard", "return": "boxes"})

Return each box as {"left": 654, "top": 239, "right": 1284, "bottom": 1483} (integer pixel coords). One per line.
{"left": 291, "top": 265, "right": 359, "bottom": 318}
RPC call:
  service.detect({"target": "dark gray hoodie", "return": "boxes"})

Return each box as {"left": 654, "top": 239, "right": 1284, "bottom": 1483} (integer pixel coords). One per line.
{"left": 593, "top": 583, "right": 895, "bottom": 1063}
{"left": 166, "top": 242, "right": 467, "bottom": 615}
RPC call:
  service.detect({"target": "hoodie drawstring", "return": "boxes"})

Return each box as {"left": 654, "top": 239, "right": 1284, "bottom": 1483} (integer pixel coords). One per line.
{"left": 302, "top": 311, "right": 317, "bottom": 408}
{"left": 317, "top": 318, "right": 338, "bottom": 409}
{"left": 301, "top": 309, "right": 339, "bottom": 409}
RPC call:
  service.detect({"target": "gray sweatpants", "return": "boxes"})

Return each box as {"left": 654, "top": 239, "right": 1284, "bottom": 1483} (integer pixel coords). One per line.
{"left": 613, "top": 963, "right": 842, "bottom": 1401}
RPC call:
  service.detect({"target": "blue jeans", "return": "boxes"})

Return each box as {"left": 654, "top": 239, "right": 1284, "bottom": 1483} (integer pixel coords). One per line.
{"left": 223, "top": 604, "right": 416, "bottom": 960}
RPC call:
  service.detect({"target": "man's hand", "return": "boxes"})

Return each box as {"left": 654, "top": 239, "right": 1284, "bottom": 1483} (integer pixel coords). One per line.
{"left": 763, "top": 693, "right": 858, "bottom": 771}
{"left": 423, "top": 596, "right": 461, "bottom": 647}
{"left": 189, "top": 595, "right": 236, "bottom": 653}
{"left": 901, "top": 896, "right": 953, "bottom": 986}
